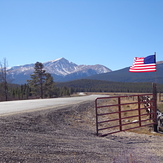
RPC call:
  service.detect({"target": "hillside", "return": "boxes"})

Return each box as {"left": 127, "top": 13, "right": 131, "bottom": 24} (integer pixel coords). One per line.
{"left": 87, "top": 62, "right": 163, "bottom": 83}
{"left": 56, "top": 79, "right": 163, "bottom": 93}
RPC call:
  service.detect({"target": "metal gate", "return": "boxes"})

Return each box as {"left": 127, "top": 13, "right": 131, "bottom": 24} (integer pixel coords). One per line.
{"left": 95, "top": 93, "right": 157, "bottom": 136}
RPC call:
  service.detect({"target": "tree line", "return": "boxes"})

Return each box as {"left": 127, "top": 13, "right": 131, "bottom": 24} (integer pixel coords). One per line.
{"left": 0, "top": 60, "right": 72, "bottom": 101}
{"left": 56, "top": 79, "right": 163, "bottom": 93}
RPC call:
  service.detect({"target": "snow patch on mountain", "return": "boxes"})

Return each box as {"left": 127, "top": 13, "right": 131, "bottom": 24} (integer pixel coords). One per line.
{"left": 8, "top": 57, "right": 112, "bottom": 84}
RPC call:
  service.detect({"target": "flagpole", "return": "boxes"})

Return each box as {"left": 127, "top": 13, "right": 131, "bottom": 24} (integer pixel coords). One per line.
{"left": 154, "top": 52, "right": 156, "bottom": 57}
{"left": 154, "top": 52, "right": 157, "bottom": 84}
{"left": 153, "top": 52, "right": 158, "bottom": 132}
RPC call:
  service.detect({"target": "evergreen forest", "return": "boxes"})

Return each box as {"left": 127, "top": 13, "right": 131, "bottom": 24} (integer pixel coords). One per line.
{"left": 56, "top": 79, "right": 163, "bottom": 93}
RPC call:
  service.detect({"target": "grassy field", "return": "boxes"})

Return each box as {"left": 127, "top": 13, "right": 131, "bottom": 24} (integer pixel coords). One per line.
{"left": 95, "top": 93, "right": 163, "bottom": 136}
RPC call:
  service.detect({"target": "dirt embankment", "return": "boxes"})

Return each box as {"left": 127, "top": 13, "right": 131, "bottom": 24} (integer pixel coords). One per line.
{"left": 0, "top": 101, "right": 162, "bottom": 163}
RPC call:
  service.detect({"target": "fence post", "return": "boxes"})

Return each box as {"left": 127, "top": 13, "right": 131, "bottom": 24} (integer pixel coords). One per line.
{"left": 153, "top": 83, "right": 158, "bottom": 132}
{"left": 159, "top": 92, "right": 161, "bottom": 102}
{"left": 118, "top": 97, "right": 122, "bottom": 131}
{"left": 138, "top": 95, "right": 142, "bottom": 127}
{"left": 95, "top": 99, "right": 99, "bottom": 136}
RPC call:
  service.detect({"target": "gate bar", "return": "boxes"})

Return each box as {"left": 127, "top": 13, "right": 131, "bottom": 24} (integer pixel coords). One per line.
{"left": 95, "top": 91, "right": 158, "bottom": 136}
{"left": 153, "top": 83, "right": 158, "bottom": 132}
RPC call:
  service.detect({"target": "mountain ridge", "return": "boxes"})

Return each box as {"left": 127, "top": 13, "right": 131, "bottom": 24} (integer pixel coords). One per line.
{"left": 86, "top": 62, "right": 163, "bottom": 84}
{"left": 8, "top": 58, "right": 112, "bottom": 84}
{"left": 7, "top": 58, "right": 163, "bottom": 84}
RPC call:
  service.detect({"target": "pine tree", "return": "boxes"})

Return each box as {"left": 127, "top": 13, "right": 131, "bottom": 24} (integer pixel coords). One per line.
{"left": 27, "top": 62, "right": 55, "bottom": 99}
{"left": 28, "top": 62, "right": 46, "bottom": 98}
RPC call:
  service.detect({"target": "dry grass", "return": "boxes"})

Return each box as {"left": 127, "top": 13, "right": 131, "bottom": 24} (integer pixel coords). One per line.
{"left": 96, "top": 94, "right": 163, "bottom": 136}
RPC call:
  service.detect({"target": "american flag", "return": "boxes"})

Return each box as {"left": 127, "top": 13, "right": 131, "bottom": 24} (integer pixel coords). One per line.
{"left": 129, "top": 55, "right": 156, "bottom": 72}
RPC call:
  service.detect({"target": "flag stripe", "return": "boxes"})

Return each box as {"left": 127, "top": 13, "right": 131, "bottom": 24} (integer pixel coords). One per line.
{"left": 129, "top": 55, "right": 156, "bottom": 73}
{"left": 130, "top": 69, "right": 156, "bottom": 72}
{"left": 130, "top": 64, "right": 156, "bottom": 67}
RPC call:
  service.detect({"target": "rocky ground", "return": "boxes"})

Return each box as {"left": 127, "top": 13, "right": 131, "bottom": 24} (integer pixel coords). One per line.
{"left": 0, "top": 101, "right": 162, "bottom": 163}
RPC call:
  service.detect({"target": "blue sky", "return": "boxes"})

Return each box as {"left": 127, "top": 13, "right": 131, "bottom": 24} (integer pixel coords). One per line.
{"left": 1, "top": 0, "right": 163, "bottom": 71}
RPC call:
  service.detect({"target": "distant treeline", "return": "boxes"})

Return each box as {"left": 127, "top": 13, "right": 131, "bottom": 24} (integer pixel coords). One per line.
{"left": 0, "top": 61, "right": 72, "bottom": 101}
{"left": 0, "top": 83, "right": 72, "bottom": 101}
{"left": 0, "top": 79, "right": 163, "bottom": 102}
{"left": 56, "top": 79, "right": 163, "bottom": 93}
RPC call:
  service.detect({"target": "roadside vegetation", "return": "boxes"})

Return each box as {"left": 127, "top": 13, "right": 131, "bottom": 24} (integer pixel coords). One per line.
{"left": 0, "top": 61, "right": 73, "bottom": 101}
{"left": 96, "top": 94, "right": 163, "bottom": 136}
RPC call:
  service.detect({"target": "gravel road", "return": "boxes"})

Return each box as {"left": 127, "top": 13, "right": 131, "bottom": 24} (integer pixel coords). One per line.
{"left": 0, "top": 98, "right": 162, "bottom": 163}
{"left": 0, "top": 95, "right": 108, "bottom": 115}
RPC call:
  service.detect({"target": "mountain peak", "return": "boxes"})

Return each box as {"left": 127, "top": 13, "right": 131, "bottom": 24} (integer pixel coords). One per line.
{"left": 8, "top": 58, "right": 111, "bottom": 84}
{"left": 46, "top": 57, "right": 66, "bottom": 63}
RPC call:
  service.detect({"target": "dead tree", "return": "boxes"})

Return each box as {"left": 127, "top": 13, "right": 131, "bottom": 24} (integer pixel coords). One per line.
{"left": 0, "top": 58, "right": 9, "bottom": 101}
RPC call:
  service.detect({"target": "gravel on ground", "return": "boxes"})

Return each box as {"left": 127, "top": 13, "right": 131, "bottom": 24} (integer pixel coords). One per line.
{"left": 0, "top": 101, "right": 162, "bottom": 163}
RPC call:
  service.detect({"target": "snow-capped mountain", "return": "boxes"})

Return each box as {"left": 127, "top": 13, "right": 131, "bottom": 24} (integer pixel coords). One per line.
{"left": 8, "top": 58, "right": 112, "bottom": 84}
{"left": 43, "top": 58, "right": 78, "bottom": 76}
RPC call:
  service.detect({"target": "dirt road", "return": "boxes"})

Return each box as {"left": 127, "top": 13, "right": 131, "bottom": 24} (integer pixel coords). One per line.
{"left": 0, "top": 100, "right": 162, "bottom": 163}
{"left": 0, "top": 95, "right": 108, "bottom": 115}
